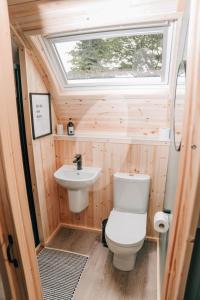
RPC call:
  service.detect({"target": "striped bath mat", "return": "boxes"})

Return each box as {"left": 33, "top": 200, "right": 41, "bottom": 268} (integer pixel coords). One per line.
{"left": 37, "top": 247, "right": 88, "bottom": 300}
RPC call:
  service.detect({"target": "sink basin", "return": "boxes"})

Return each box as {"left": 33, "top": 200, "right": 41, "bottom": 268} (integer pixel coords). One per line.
{"left": 54, "top": 165, "right": 101, "bottom": 213}
{"left": 54, "top": 165, "right": 101, "bottom": 189}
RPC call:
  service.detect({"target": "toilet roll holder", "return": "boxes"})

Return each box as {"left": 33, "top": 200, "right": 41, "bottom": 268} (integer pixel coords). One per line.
{"left": 163, "top": 209, "right": 171, "bottom": 214}
{"left": 154, "top": 209, "right": 171, "bottom": 233}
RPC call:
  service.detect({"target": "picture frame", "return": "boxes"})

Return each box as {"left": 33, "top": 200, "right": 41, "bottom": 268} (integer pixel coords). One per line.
{"left": 29, "top": 93, "right": 52, "bottom": 139}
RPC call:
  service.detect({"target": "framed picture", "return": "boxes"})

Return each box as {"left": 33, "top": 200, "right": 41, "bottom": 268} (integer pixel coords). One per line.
{"left": 30, "top": 93, "right": 52, "bottom": 139}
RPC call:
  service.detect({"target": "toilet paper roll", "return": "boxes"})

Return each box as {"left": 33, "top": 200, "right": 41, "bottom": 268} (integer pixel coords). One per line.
{"left": 154, "top": 211, "right": 169, "bottom": 233}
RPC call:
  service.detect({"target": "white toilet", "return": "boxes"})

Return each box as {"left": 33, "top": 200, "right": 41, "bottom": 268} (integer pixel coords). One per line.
{"left": 105, "top": 172, "right": 150, "bottom": 271}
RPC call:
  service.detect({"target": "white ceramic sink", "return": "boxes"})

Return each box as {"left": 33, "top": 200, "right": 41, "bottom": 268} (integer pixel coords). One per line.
{"left": 54, "top": 165, "right": 101, "bottom": 189}
{"left": 54, "top": 165, "right": 101, "bottom": 213}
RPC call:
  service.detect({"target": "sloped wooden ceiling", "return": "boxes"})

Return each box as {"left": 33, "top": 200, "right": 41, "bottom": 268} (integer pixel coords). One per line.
{"left": 8, "top": 0, "right": 180, "bottom": 128}
{"left": 8, "top": 0, "right": 177, "bottom": 35}
{"left": 8, "top": 0, "right": 38, "bottom": 4}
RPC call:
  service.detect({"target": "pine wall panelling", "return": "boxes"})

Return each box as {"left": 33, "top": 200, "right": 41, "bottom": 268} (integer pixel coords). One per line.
{"left": 25, "top": 35, "right": 171, "bottom": 239}
{"left": 55, "top": 139, "right": 169, "bottom": 238}
{"left": 56, "top": 90, "right": 170, "bottom": 137}
{"left": 20, "top": 49, "right": 59, "bottom": 243}
{"left": 0, "top": 1, "right": 42, "bottom": 297}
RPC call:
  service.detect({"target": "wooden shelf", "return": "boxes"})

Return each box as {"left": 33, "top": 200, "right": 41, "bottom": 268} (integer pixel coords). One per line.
{"left": 53, "top": 133, "right": 170, "bottom": 145}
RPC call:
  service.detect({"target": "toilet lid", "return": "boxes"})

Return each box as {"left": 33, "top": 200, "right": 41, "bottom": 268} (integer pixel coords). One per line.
{"left": 105, "top": 210, "right": 147, "bottom": 247}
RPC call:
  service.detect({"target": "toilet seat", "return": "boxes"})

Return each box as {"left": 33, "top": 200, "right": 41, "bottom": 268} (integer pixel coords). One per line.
{"left": 105, "top": 210, "right": 146, "bottom": 247}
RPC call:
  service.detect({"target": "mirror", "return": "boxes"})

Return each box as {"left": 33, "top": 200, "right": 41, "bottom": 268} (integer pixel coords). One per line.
{"left": 173, "top": 60, "right": 186, "bottom": 151}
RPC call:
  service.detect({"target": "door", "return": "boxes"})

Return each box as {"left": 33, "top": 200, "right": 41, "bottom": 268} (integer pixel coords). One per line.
{"left": 184, "top": 228, "right": 200, "bottom": 299}
{"left": 14, "top": 63, "right": 40, "bottom": 247}
{"left": 0, "top": 0, "right": 43, "bottom": 299}
{"left": 162, "top": 0, "right": 200, "bottom": 298}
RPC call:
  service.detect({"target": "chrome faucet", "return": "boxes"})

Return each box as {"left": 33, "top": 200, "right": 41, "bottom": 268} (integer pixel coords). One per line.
{"left": 73, "top": 154, "right": 82, "bottom": 170}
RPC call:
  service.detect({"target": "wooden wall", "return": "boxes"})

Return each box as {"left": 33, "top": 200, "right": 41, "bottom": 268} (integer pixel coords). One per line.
{"left": 19, "top": 53, "right": 171, "bottom": 240}
{"left": 162, "top": 1, "right": 200, "bottom": 297}
{"left": 55, "top": 139, "right": 169, "bottom": 238}
{"left": 20, "top": 50, "right": 59, "bottom": 242}
{"left": 0, "top": 1, "right": 42, "bottom": 297}
{"left": 57, "top": 89, "right": 170, "bottom": 137}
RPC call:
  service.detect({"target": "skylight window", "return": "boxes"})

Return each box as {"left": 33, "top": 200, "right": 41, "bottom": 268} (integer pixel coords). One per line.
{"left": 43, "top": 25, "right": 173, "bottom": 88}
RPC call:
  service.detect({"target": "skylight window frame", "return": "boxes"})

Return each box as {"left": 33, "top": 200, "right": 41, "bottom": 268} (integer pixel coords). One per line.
{"left": 41, "top": 23, "right": 173, "bottom": 89}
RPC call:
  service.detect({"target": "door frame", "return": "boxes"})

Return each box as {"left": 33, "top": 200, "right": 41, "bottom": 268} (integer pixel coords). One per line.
{"left": 0, "top": 0, "right": 42, "bottom": 299}
{"left": 162, "top": 0, "right": 200, "bottom": 299}
{"left": 14, "top": 63, "right": 40, "bottom": 247}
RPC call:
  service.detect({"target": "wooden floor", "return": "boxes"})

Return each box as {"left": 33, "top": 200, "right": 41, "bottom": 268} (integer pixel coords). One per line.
{"left": 47, "top": 227, "right": 157, "bottom": 300}
{"left": 0, "top": 273, "right": 5, "bottom": 300}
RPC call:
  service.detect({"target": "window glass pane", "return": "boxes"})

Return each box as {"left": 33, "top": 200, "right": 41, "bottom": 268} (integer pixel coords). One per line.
{"left": 54, "top": 33, "right": 163, "bottom": 83}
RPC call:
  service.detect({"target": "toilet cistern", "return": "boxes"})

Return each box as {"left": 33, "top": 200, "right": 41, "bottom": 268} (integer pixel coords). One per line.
{"left": 73, "top": 154, "right": 82, "bottom": 170}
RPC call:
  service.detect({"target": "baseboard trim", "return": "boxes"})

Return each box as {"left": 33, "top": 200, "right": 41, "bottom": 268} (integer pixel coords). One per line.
{"left": 145, "top": 235, "right": 159, "bottom": 242}
{"left": 43, "top": 224, "right": 62, "bottom": 246}
{"left": 53, "top": 223, "right": 158, "bottom": 240}
{"left": 42, "top": 223, "right": 158, "bottom": 245}
{"left": 35, "top": 243, "right": 43, "bottom": 255}
{"left": 60, "top": 223, "right": 102, "bottom": 234}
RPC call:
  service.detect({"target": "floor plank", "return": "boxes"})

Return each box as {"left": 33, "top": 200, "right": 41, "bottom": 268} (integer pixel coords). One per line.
{"left": 47, "top": 227, "right": 157, "bottom": 300}
{"left": 0, "top": 273, "right": 6, "bottom": 300}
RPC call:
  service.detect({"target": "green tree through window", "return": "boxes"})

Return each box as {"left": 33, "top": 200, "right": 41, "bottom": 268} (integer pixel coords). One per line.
{"left": 67, "top": 34, "right": 163, "bottom": 80}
